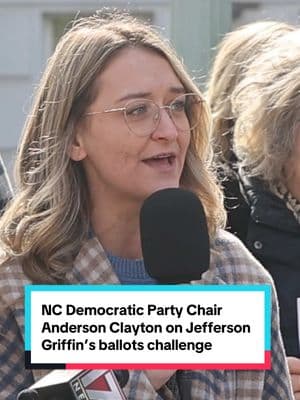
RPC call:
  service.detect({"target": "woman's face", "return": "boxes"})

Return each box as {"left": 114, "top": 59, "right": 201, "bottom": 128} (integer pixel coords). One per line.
{"left": 72, "top": 47, "right": 190, "bottom": 207}
{"left": 284, "top": 125, "right": 300, "bottom": 201}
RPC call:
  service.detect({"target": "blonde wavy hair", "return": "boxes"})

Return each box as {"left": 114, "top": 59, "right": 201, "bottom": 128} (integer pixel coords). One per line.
{"left": 206, "top": 20, "right": 294, "bottom": 163}
{"left": 0, "top": 10, "right": 225, "bottom": 283}
{"left": 233, "top": 29, "right": 300, "bottom": 185}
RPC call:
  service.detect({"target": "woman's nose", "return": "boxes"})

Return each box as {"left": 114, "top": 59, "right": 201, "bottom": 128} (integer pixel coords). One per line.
{"left": 151, "top": 108, "right": 179, "bottom": 140}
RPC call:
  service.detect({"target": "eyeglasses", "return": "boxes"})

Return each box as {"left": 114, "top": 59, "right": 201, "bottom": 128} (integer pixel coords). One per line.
{"left": 84, "top": 93, "right": 203, "bottom": 137}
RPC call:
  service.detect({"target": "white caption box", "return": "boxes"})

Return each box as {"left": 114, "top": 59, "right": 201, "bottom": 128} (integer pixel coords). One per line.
{"left": 25, "top": 284, "right": 271, "bottom": 369}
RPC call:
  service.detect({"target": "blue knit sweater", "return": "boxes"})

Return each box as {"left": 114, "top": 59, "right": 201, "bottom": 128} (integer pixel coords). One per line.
{"left": 106, "top": 252, "right": 157, "bottom": 284}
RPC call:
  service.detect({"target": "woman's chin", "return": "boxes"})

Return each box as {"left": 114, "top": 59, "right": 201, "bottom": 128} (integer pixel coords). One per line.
{"left": 144, "top": 182, "right": 180, "bottom": 198}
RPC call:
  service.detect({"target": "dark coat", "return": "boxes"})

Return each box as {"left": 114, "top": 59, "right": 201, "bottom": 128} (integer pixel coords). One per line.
{"left": 225, "top": 170, "right": 300, "bottom": 356}
{"left": 219, "top": 162, "right": 250, "bottom": 242}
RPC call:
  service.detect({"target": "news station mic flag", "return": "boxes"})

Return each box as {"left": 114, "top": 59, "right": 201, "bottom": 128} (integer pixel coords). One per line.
{"left": 18, "top": 369, "right": 129, "bottom": 400}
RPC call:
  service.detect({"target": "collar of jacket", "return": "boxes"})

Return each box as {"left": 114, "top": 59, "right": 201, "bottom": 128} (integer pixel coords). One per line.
{"left": 238, "top": 168, "right": 300, "bottom": 233}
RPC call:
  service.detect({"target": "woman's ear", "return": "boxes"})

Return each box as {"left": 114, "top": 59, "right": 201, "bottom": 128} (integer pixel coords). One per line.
{"left": 69, "top": 128, "right": 87, "bottom": 161}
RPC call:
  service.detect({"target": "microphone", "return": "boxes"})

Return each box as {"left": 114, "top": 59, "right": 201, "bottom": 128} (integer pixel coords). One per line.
{"left": 140, "top": 188, "right": 210, "bottom": 283}
{"left": 17, "top": 389, "right": 39, "bottom": 400}
{"left": 17, "top": 369, "right": 129, "bottom": 399}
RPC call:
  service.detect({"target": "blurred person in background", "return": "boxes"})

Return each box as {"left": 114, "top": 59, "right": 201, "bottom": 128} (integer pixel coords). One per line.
{"left": 0, "top": 153, "right": 12, "bottom": 213}
{"left": 289, "top": 357, "right": 300, "bottom": 400}
{"left": 232, "top": 29, "right": 300, "bottom": 399}
{"left": 206, "top": 21, "right": 295, "bottom": 241}
{"left": 0, "top": 10, "right": 293, "bottom": 400}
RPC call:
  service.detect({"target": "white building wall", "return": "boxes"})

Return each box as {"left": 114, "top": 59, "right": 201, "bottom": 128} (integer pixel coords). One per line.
{"left": 0, "top": 0, "right": 172, "bottom": 180}
{"left": 0, "top": 5, "right": 43, "bottom": 174}
{"left": 233, "top": 0, "right": 300, "bottom": 27}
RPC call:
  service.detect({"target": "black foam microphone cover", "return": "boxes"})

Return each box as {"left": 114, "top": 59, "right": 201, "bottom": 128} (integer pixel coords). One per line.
{"left": 17, "top": 389, "right": 39, "bottom": 400}
{"left": 140, "top": 188, "right": 210, "bottom": 283}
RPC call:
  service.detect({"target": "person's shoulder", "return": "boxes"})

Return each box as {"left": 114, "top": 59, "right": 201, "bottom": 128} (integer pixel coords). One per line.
{"left": 0, "top": 154, "right": 13, "bottom": 202}
{"left": 0, "top": 252, "right": 30, "bottom": 308}
{"left": 211, "top": 229, "right": 273, "bottom": 285}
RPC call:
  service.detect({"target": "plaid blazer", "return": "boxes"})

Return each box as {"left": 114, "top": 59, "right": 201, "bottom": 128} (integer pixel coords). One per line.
{"left": 0, "top": 154, "right": 12, "bottom": 213}
{"left": 0, "top": 230, "right": 294, "bottom": 399}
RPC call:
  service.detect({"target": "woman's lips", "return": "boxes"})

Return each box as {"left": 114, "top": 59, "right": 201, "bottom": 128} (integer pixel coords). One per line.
{"left": 142, "top": 154, "right": 176, "bottom": 169}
